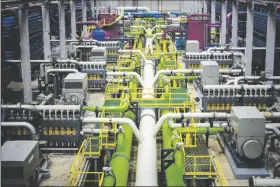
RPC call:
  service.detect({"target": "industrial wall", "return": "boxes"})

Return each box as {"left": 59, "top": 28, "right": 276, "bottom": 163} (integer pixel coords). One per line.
{"left": 98, "top": 0, "right": 208, "bottom": 13}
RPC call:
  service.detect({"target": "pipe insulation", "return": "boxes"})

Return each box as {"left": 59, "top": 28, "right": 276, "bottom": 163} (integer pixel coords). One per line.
{"left": 135, "top": 59, "right": 158, "bottom": 186}
{"left": 1, "top": 122, "right": 37, "bottom": 140}
{"left": 82, "top": 117, "right": 142, "bottom": 142}
{"left": 153, "top": 112, "right": 230, "bottom": 137}
{"left": 45, "top": 69, "right": 79, "bottom": 84}
{"left": 249, "top": 176, "right": 280, "bottom": 187}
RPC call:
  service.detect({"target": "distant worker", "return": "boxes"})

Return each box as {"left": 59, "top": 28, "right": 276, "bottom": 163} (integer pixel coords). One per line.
{"left": 108, "top": 6, "right": 111, "bottom": 13}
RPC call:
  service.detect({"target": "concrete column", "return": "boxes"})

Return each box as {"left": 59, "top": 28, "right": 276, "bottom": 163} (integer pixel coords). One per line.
{"left": 90, "top": 0, "right": 95, "bottom": 18}
{"left": 58, "top": 0, "right": 66, "bottom": 58}
{"left": 19, "top": 3, "right": 32, "bottom": 102}
{"left": 211, "top": 0, "right": 216, "bottom": 39}
{"left": 82, "top": 0, "right": 87, "bottom": 36}
{"left": 232, "top": 0, "right": 239, "bottom": 47}
{"left": 220, "top": 0, "right": 227, "bottom": 45}
{"left": 245, "top": 0, "right": 254, "bottom": 75}
{"left": 70, "top": 0, "right": 76, "bottom": 40}
{"left": 42, "top": 0, "right": 51, "bottom": 60}
{"left": 265, "top": 3, "right": 276, "bottom": 80}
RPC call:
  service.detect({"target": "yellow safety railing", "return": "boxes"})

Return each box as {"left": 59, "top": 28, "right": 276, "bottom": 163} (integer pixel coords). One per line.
{"left": 214, "top": 159, "right": 228, "bottom": 186}
{"left": 68, "top": 138, "right": 105, "bottom": 186}
{"left": 184, "top": 155, "right": 216, "bottom": 177}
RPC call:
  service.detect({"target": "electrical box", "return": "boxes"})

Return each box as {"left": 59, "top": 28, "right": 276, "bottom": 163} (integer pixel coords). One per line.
{"left": 2, "top": 141, "right": 40, "bottom": 186}
{"left": 230, "top": 106, "right": 266, "bottom": 159}
{"left": 200, "top": 61, "right": 219, "bottom": 85}
{"left": 186, "top": 40, "right": 199, "bottom": 52}
{"left": 89, "top": 46, "right": 107, "bottom": 62}
{"left": 63, "top": 72, "right": 88, "bottom": 105}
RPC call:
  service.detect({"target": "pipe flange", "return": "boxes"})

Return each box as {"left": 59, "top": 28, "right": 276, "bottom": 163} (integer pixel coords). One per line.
{"left": 140, "top": 113, "right": 156, "bottom": 120}
{"left": 111, "top": 153, "right": 130, "bottom": 162}
{"left": 248, "top": 176, "right": 255, "bottom": 187}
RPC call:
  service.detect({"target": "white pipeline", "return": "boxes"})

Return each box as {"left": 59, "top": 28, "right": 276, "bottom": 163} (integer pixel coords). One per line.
{"left": 1, "top": 104, "right": 80, "bottom": 111}
{"left": 106, "top": 72, "right": 144, "bottom": 87}
{"left": 82, "top": 117, "right": 142, "bottom": 142}
{"left": 1, "top": 122, "right": 37, "bottom": 140}
{"left": 168, "top": 120, "right": 228, "bottom": 128}
{"left": 45, "top": 69, "right": 78, "bottom": 84}
{"left": 136, "top": 58, "right": 158, "bottom": 186}
{"left": 117, "top": 7, "right": 150, "bottom": 12}
{"left": 249, "top": 176, "right": 280, "bottom": 187}
{"left": 153, "top": 112, "right": 230, "bottom": 137}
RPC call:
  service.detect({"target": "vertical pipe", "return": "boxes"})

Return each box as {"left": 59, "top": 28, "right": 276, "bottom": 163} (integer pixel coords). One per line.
{"left": 232, "top": 0, "right": 239, "bottom": 47}
{"left": 265, "top": 3, "right": 276, "bottom": 83}
{"left": 211, "top": 0, "right": 216, "bottom": 40}
{"left": 58, "top": 0, "right": 66, "bottom": 58}
{"left": 19, "top": 4, "right": 32, "bottom": 102}
{"left": 70, "top": 0, "right": 76, "bottom": 40}
{"left": 90, "top": 0, "right": 95, "bottom": 18}
{"left": 96, "top": 0, "right": 99, "bottom": 18}
{"left": 135, "top": 59, "right": 158, "bottom": 186}
{"left": 245, "top": 1, "right": 254, "bottom": 75}
{"left": 42, "top": 0, "right": 51, "bottom": 60}
{"left": 220, "top": 0, "right": 227, "bottom": 45}
{"left": 82, "top": 0, "right": 87, "bottom": 37}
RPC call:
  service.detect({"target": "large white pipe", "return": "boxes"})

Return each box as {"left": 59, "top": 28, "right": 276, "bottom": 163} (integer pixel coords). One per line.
{"left": 1, "top": 122, "right": 37, "bottom": 140}
{"left": 168, "top": 120, "right": 228, "bottom": 128}
{"left": 153, "top": 112, "right": 230, "bottom": 137}
{"left": 1, "top": 104, "right": 80, "bottom": 111}
{"left": 135, "top": 59, "right": 158, "bottom": 186}
{"left": 207, "top": 47, "right": 280, "bottom": 52}
{"left": 106, "top": 72, "right": 144, "bottom": 87}
{"left": 249, "top": 176, "right": 280, "bottom": 187}
{"left": 152, "top": 69, "right": 242, "bottom": 85}
{"left": 117, "top": 7, "right": 150, "bottom": 12}
{"left": 82, "top": 117, "right": 142, "bottom": 142}
{"left": 45, "top": 68, "right": 79, "bottom": 84}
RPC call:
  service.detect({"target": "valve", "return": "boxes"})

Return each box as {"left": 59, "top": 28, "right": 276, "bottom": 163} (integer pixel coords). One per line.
{"left": 176, "top": 142, "right": 184, "bottom": 149}
{"left": 118, "top": 125, "right": 124, "bottom": 133}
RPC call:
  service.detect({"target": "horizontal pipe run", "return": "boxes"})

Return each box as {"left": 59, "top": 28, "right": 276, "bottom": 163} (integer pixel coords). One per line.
{"left": 117, "top": 7, "right": 150, "bottom": 12}
{"left": 249, "top": 176, "right": 280, "bottom": 187}
{"left": 152, "top": 69, "right": 241, "bottom": 85}
{"left": 168, "top": 120, "right": 228, "bottom": 128}
{"left": 153, "top": 112, "right": 230, "bottom": 137}
{"left": 1, "top": 122, "right": 37, "bottom": 140}
{"left": 45, "top": 69, "right": 79, "bottom": 84}
{"left": 1, "top": 104, "right": 81, "bottom": 111}
{"left": 106, "top": 72, "right": 144, "bottom": 87}
{"left": 118, "top": 49, "right": 147, "bottom": 63}
{"left": 82, "top": 117, "right": 142, "bottom": 142}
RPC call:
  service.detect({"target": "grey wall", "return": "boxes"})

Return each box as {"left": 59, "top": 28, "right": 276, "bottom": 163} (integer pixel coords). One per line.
{"left": 98, "top": 0, "right": 208, "bottom": 13}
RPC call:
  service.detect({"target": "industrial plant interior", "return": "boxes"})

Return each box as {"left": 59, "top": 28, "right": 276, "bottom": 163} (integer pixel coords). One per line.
{"left": 2, "top": 0, "right": 280, "bottom": 186}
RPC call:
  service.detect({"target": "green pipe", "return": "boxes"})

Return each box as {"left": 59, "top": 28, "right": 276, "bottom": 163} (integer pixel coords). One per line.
{"left": 161, "top": 109, "right": 185, "bottom": 186}
{"left": 172, "top": 127, "right": 224, "bottom": 135}
{"left": 103, "top": 110, "right": 135, "bottom": 186}
{"left": 83, "top": 93, "right": 130, "bottom": 112}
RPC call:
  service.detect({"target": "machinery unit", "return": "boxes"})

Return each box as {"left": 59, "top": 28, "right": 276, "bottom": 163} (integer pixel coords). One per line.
{"left": 63, "top": 72, "right": 88, "bottom": 105}
{"left": 2, "top": 141, "right": 40, "bottom": 186}
{"left": 186, "top": 40, "right": 200, "bottom": 52}
{"left": 230, "top": 106, "right": 266, "bottom": 159}
{"left": 200, "top": 61, "right": 219, "bottom": 85}
{"left": 80, "top": 62, "right": 107, "bottom": 90}
{"left": 89, "top": 46, "right": 107, "bottom": 62}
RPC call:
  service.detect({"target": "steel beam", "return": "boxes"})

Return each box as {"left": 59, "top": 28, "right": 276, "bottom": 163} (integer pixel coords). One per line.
{"left": 232, "top": 0, "right": 239, "bottom": 47}
{"left": 220, "top": 0, "right": 227, "bottom": 45}
{"left": 42, "top": 0, "right": 51, "bottom": 60}
{"left": 245, "top": 0, "right": 254, "bottom": 75}
{"left": 265, "top": 3, "right": 277, "bottom": 81}
{"left": 70, "top": 0, "right": 76, "bottom": 40}
{"left": 18, "top": 3, "right": 32, "bottom": 102}
{"left": 82, "top": 0, "right": 87, "bottom": 37}
{"left": 211, "top": 0, "right": 216, "bottom": 40}
{"left": 58, "top": 0, "right": 66, "bottom": 58}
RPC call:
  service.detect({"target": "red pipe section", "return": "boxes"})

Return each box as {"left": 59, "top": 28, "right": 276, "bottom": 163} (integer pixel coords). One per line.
{"left": 162, "top": 29, "right": 185, "bottom": 40}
